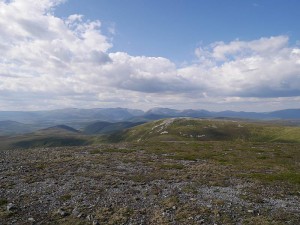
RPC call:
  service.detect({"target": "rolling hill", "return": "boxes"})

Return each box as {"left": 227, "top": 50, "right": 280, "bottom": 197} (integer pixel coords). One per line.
{"left": 37, "top": 125, "right": 80, "bottom": 135}
{"left": 0, "top": 124, "right": 88, "bottom": 150}
{"left": 83, "top": 121, "right": 145, "bottom": 135}
{"left": 106, "top": 118, "right": 300, "bottom": 143}
{"left": 0, "top": 120, "right": 35, "bottom": 135}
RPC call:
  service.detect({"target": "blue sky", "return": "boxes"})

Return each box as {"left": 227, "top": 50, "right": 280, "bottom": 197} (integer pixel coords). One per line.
{"left": 0, "top": 0, "right": 300, "bottom": 111}
{"left": 55, "top": 0, "right": 300, "bottom": 63}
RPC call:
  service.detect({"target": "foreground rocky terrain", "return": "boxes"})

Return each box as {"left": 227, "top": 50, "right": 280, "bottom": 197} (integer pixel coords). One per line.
{"left": 0, "top": 140, "right": 299, "bottom": 224}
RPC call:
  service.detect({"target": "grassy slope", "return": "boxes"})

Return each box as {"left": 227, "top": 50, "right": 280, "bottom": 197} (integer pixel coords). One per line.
{"left": 106, "top": 118, "right": 300, "bottom": 143}
{"left": 102, "top": 118, "right": 300, "bottom": 186}
{"left": 0, "top": 128, "right": 90, "bottom": 150}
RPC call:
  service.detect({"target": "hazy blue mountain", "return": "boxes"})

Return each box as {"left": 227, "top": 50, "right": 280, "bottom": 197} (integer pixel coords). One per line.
{"left": 213, "top": 111, "right": 266, "bottom": 119}
{"left": 267, "top": 109, "right": 300, "bottom": 119}
{"left": 1, "top": 107, "right": 300, "bottom": 136}
{"left": 145, "top": 108, "right": 181, "bottom": 116}
{"left": 180, "top": 109, "right": 212, "bottom": 117}
{"left": 0, "top": 108, "right": 144, "bottom": 124}
{"left": 144, "top": 108, "right": 300, "bottom": 120}
{"left": 0, "top": 120, "right": 35, "bottom": 135}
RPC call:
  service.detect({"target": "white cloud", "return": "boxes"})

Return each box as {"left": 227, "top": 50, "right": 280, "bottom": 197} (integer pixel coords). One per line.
{"left": 0, "top": 0, "right": 300, "bottom": 111}
{"left": 188, "top": 36, "right": 300, "bottom": 97}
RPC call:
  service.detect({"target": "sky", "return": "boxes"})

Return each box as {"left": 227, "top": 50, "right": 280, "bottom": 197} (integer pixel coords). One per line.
{"left": 0, "top": 0, "right": 300, "bottom": 112}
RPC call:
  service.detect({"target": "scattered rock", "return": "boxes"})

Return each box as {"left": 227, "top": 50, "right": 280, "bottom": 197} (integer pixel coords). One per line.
{"left": 72, "top": 207, "right": 80, "bottom": 217}
{"left": 1, "top": 143, "right": 300, "bottom": 224}
{"left": 86, "top": 214, "right": 94, "bottom": 221}
{"left": 6, "top": 203, "right": 16, "bottom": 211}
{"left": 28, "top": 217, "right": 35, "bottom": 222}
{"left": 199, "top": 219, "right": 205, "bottom": 224}
{"left": 93, "top": 220, "right": 100, "bottom": 225}
{"left": 57, "top": 208, "right": 68, "bottom": 217}
{"left": 77, "top": 213, "right": 85, "bottom": 218}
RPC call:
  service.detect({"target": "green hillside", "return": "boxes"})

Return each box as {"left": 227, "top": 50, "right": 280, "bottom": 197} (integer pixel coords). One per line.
{"left": 0, "top": 125, "right": 89, "bottom": 150}
{"left": 83, "top": 121, "right": 144, "bottom": 135}
{"left": 106, "top": 118, "right": 300, "bottom": 143}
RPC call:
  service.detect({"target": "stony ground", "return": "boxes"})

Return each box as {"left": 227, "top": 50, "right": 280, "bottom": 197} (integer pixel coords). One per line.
{"left": 0, "top": 142, "right": 299, "bottom": 225}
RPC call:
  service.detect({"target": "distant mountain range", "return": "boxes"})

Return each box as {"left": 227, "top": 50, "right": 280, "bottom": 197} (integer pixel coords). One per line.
{"left": 0, "top": 107, "right": 300, "bottom": 135}
{"left": 0, "top": 108, "right": 144, "bottom": 124}
{"left": 144, "top": 108, "right": 300, "bottom": 120}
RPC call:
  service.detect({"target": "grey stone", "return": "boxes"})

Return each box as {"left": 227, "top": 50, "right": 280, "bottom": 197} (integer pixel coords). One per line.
{"left": 57, "top": 208, "right": 68, "bottom": 217}
{"left": 93, "top": 220, "right": 100, "bottom": 225}
{"left": 6, "top": 203, "right": 16, "bottom": 211}
{"left": 86, "top": 214, "right": 94, "bottom": 221}
{"left": 28, "top": 217, "right": 35, "bottom": 222}
{"left": 72, "top": 207, "right": 80, "bottom": 217}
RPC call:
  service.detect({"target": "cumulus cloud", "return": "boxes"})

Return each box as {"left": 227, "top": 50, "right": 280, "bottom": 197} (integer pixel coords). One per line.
{"left": 0, "top": 0, "right": 300, "bottom": 110}
{"left": 189, "top": 36, "right": 300, "bottom": 98}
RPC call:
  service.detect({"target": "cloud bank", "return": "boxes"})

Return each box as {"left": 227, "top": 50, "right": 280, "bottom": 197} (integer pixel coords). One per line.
{"left": 0, "top": 0, "right": 300, "bottom": 111}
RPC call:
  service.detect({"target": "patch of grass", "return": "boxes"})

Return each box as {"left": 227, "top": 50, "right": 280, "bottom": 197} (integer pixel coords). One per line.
{"left": 256, "top": 155, "right": 268, "bottom": 160}
{"left": 35, "top": 163, "right": 47, "bottom": 170}
{"left": 182, "top": 184, "right": 198, "bottom": 194}
{"left": 56, "top": 218, "right": 87, "bottom": 225}
{"left": 160, "top": 195, "right": 179, "bottom": 208}
{"left": 243, "top": 216, "right": 279, "bottom": 225}
{"left": 0, "top": 198, "right": 8, "bottom": 206}
{"left": 95, "top": 207, "right": 134, "bottom": 225}
{"left": 59, "top": 194, "right": 72, "bottom": 201}
{"left": 90, "top": 149, "right": 101, "bottom": 154}
{"left": 169, "top": 153, "right": 198, "bottom": 161}
{"left": 0, "top": 210, "right": 14, "bottom": 219}
{"left": 159, "top": 163, "right": 184, "bottom": 170}
{"left": 250, "top": 172, "right": 300, "bottom": 184}
{"left": 128, "top": 174, "right": 154, "bottom": 183}
{"left": 102, "top": 148, "right": 136, "bottom": 153}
